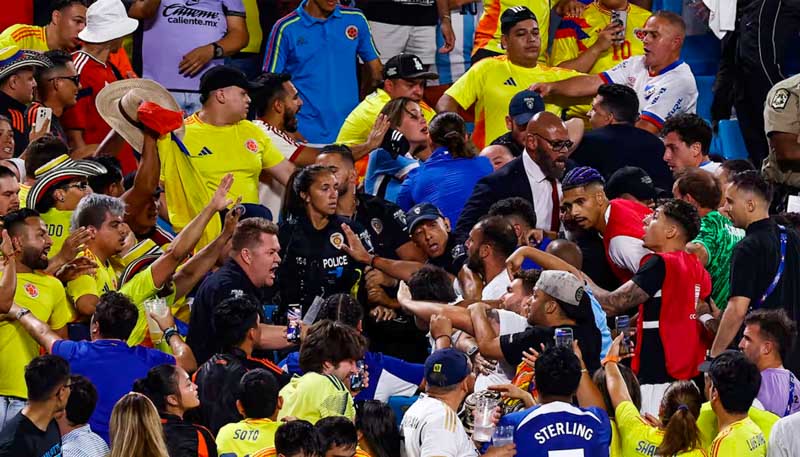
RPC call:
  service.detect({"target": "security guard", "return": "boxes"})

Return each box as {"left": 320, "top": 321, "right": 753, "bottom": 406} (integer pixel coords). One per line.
{"left": 763, "top": 73, "right": 800, "bottom": 212}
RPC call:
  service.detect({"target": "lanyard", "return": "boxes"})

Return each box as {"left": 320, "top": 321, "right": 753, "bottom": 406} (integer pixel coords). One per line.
{"left": 756, "top": 225, "right": 788, "bottom": 308}
{"left": 786, "top": 373, "right": 796, "bottom": 417}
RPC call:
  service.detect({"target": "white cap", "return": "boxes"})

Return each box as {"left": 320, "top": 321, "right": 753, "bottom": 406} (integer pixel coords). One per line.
{"left": 536, "top": 270, "right": 585, "bottom": 306}
{"left": 78, "top": 0, "right": 139, "bottom": 44}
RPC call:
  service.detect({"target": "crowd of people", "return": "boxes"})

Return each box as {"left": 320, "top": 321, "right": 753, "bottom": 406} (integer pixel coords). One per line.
{"left": 0, "top": 0, "right": 800, "bottom": 456}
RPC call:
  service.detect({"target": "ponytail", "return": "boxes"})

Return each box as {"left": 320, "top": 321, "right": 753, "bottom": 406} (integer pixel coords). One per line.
{"left": 428, "top": 112, "right": 476, "bottom": 159}
{"left": 656, "top": 381, "right": 703, "bottom": 456}
{"left": 132, "top": 364, "right": 179, "bottom": 413}
{"left": 281, "top": 165, "right": 335, "bottom": 219}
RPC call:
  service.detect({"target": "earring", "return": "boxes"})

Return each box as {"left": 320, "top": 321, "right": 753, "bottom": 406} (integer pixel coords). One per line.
{"left": 58, "top": 196, "right": 65, "bottom": 202}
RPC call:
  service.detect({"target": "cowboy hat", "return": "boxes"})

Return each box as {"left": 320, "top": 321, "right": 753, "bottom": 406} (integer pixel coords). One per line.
{"left": 0, "top": 45, "right": 50, "bottom": 82}
{"left": 95, "top": 79, "right": 185, "bottom": 153}
{"left": 27, "top": 155, "right": 107, "bottom": 211}
{"left": 78, "top": 0, "right": 139, "bottom": 44}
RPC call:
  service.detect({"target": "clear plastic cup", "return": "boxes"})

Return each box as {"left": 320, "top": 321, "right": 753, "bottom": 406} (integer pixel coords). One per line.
{"left": 492, "top": 425, "right": 514, "bottom": 447}
{"left": 472, "top": 395, "right": 499, "bottom": 442}
{"left": 144, "top": 297, "right": 169, "bottom": 343}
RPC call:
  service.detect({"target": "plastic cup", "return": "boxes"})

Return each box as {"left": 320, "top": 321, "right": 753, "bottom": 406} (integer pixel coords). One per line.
{"left": 492, "top": 425, "right": 514, "bottom": 447}
{"left": 472, "top": 395, "right": 499, "bottom": 442}
{"left": 144, "top": 298, "right": 168, "bottom": 343}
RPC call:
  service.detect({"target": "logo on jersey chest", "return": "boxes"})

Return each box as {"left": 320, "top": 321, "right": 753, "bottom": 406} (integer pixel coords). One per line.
{"left": 345, "top": 25, "right": 358, "bottom": 40}
{"left": 244, "top": 139, "right": 259, "bottom": 153}
{"left": 370, "top": 218, "right": 384, "bottom": 234}
{"left": 330, "top": 232, "right": 344, "bottom": 249}
{"left": 23, "top": 283, "right": 39, "bottom": 298}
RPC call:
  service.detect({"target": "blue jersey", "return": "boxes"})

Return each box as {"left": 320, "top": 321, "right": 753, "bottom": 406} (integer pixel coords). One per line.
{"left": 263, "top": 1, "right": 379, "bottom": 143}
{"left": 364, "top": 148, "right": 419, "bottom": 203}
{"left": 499, "top": 401, "right": 611, "bottom": 457}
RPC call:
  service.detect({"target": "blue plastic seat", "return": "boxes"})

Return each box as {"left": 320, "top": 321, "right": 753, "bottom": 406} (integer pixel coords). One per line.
{"left": 695, "top": 75, "right": 714, "bottom": 123}
{"left": 682, "top": 33, "right": 721, "bottom": 76}
{"left": 713, "top": 119, "right": 749, "bottom": 160}
{"left": 388, "top": 395, "right": 420, "bottom": 427}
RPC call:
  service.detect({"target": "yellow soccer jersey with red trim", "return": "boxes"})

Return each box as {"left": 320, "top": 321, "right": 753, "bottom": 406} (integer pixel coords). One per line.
{"left": 710, "top": 418, "right": 766, "bottom": 457}
{"left": 0, "top": 24, "right": 48, "bottom": 51}
{"left": 445, "top": 55, "right": 583, "bottom": 148}
{"left": 473, "top": 0, "right": 550, "bottom": 63}
{"left": 550, "top": 2, "right": 649, "bottom": 74}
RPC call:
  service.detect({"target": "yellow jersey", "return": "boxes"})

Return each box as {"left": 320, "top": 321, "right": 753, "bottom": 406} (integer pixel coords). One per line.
{"left": 159, "top": 115, "right": 284, "bottom": 207}
{"left": 696, "top": 402, "right": 778, "bottom": 449}
{"left": 66, "top": 248, "right": 118, "bottom": 318}
{"left": 277, "top": 372, "right": 355, "bottom": 424}
{"left": 710, "top": 418, "right": 766, "bottom": 457}
{"left": 336, "top": 89, "right": 436, "bottom": 146}
{"left": 0, "top": 24, "right": 48, "bottom": 51}
{"left": 0, "top": 271, "right": 72, "bottom": 398}
{"left": 610, "top": 419, "right": 622, "bottom": 457}
{"left": 473, "top": 0, "right": 550, "bottom": 63}
{"left": 240, "top": 0, "right": 263, "bottom": 54}
{"left": 445, "top": 55, "right": 582, "bottom": 148}
{"left": 550, "top": 2, "right": 649, "bottom": 75}
{"left": 216, "top": 418, "right": 280, "bottom": 457}
{"left": 40, "top": 208, "right": 73, "bottom": 259}
{"left": 18, "top": 183, "right": 30, "bottom": 209}
{"left": 615, "top": 401, "right": 708, "bottom": 457}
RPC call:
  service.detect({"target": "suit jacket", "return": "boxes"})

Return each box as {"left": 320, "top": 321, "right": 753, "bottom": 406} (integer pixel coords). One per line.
{"left": 454, "top": 156, "right": 533, "bottom": 243}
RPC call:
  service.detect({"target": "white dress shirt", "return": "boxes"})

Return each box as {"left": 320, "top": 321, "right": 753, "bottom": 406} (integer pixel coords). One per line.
{"left": 522, "top": 151, "right": 562, "bottom": 231}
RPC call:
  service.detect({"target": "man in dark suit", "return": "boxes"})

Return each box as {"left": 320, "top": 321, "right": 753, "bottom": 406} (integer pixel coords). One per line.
{"left": 455, "top": 111, "right": 570, "bottom": 243}
{"left": 569, "top": 84, "right": 673, "bottom": 191}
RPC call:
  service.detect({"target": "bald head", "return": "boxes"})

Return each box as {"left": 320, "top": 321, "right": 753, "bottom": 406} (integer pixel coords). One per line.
{"left": 526, "top": 111, "right": 567, "bottom": 136}
{"left": 480, "top": 144, "right": 515, "bottom": 170}
{"left": 545, "top": 239, "right": 583, "bottom": 270}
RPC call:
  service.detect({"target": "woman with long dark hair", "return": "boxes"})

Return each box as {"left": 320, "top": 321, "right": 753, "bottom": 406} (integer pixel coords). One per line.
{"left": 355, "top": 400, "right": 401, "bottom": 457}
{"left": 133, "top": 364, "right": 217, "bottom": 457}
{"left": 396, "top": 112, "right": 492, "bottom": 224}
{"left": 364, "top": 97, "right": 431, "bottom": 202}
{"left": 604, "top": 335, "right": 706, "bottom": 456}
{"left": 276, "top": 165, "right": 373, "bottom": 316}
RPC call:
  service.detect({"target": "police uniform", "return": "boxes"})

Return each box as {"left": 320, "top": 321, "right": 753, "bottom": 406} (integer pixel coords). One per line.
{"left": 276, "top": 214, "right": 373, "bottom": 315}
{"left": 763, "top": 73, "right": 800, "bottom": 211}
{"left": 351, "top": 192, "right": 410, "bottom": 259}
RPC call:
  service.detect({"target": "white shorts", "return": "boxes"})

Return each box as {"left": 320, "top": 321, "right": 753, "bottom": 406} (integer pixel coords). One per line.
{"left": 369, "top": 22, "right": 437, "bottom": 65}
{"left": 639, "top": 382, "right": 671, "bottom": 417}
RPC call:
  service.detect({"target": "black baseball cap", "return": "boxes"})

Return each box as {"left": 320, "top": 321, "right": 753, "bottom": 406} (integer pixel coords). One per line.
{"left": 199, "top": 65, "right": 259, "bottom": 95}
{"left": 383, "top": 53, "right": 438, "bottom": 80}
{"left": 508, "top": 90, "right": 545, "bottom": 125}
{"left": 500, "top": 6, "right": 538, "bottom": 35}
{"left": 405, "top": 202, "right": 445, "bottom": 233}
{"left": 605, "top": 166, "right": 659, "bottom": 202}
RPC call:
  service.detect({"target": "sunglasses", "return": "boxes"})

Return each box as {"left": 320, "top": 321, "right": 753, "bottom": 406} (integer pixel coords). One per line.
{"left": 49, "top": 75, "right": 81, "bottom": 86}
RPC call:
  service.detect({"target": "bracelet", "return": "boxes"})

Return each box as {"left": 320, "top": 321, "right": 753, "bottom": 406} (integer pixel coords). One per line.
{"left": 434, "top": 334, "right": 452, "bottom": 345}
{"left": 699, "top": 313, "right": 714, "bottom": 324}
{"left": 581, "top": 368, "right": 589, "bottom": 373}
{"left": 163, "top": 327, "right": 180, "bottom": 343}
{"left": 14, "top": 307, "right": 31, "bottom": 321}
{"left": 370, "top": 255, "right": 378, "bottom": 268}
{"left": 601, "top": 355, "right": 621, "bottom": 367}
{"left": 441, "top": 15, "right": 452, "bottom": 22}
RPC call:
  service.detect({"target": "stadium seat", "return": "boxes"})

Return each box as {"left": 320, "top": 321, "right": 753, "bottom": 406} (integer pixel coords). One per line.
{"left": 388, "top": 395, "right": 419, "bottom": 427}
{"left": 695, "top": 75, "right": 714, "bottom": 123}
{"left": 682, "top": 33, "right": 720, "bottom": 76}
{"left": 713, "top": 119, "right": 749, "bottom": 160}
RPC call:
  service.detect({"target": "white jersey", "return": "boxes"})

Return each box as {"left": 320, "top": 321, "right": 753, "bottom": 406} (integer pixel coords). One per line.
{"left": 401, "top": 395, "right": 478, "bottom": 457}
{"left": 253, "top": 120, "right": 304, "bottom": 219}
{"left": 474, "top": 309, "right": 529, "bottom": 392}
{"left": 600, "top": 55, "right": 698, "bottom": 130}
{"left": 429, "top": 2, "right": 483, "bottom": 86}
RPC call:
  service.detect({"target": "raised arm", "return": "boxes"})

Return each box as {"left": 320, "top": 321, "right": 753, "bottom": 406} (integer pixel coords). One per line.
{"left": 602, "top": 335, "right": 632, "bottom": 410}
{"left": 122, "top": 131, "right": 161, "bottom": 229}
{"left": 588, "top": 280, "right": 651, "bottom": 316}
{"left": 467, "top": 302, "right": 505, "bottom": 361}
{"left": 149, "top": 308, "right": 197, "bottom": 373}
{"left": 395, "top": 282, "right": 475, "bottom": 333}
{"left": 8, "top": 303, "right": 62, "bottom": 353}
{"left": 506, "top": 245, "right": 581, "bottom": 277}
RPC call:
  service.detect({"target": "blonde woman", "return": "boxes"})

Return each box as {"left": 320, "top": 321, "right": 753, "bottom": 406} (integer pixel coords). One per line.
{"left": 108, "top": 392, "right": 169, "bottom": 457}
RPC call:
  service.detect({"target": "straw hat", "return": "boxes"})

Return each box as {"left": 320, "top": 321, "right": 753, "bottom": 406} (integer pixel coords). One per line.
{"left": 95, "top": 79, "right": 185, "bottom": 153}
{"left": 26, "top": 155, "right": 107, "bottom": 210}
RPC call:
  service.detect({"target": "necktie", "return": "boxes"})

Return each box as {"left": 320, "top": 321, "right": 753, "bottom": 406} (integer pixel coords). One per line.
{"left": 548, "top": 178, "right": 560, "bottom": 232}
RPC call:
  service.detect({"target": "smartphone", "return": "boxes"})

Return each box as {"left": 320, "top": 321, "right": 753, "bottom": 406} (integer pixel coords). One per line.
{"left": 610, "top": 10, "right": 627, "bottom": 43}
{"left": 615, "top": 316, "right": 635, "bottom": 356}
{"left": 286, "top": 304, "right": 302, "bottom": 343}
{"left": 554, "top": 327, "right": 574, "bottom": 348}
{"left": 34, "top": 107, "right": 52, "bottom": 133}
{"left": 349, "top": 360, "right": 365, "bottom": 390}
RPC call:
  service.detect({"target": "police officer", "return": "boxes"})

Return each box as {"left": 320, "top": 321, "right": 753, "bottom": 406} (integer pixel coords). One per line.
{"left": 763, "top": 73, "right": 800, "bottom": 213}
{"left": 276, "top": 165, "right": 373, "bottom": 317}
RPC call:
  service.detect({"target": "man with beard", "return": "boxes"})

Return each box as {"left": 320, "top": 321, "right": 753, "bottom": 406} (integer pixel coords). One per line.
{"left": 464, "top": 216, "right": 519, "bottom": 300}
{"left": 0, "top": 166, "right": 20, "bottom": 217}
{"left": 65, "top": 194, "right": 129, "bottom": 321}
{"left": 0, "top": 209, "right": 73, "bottom": 429}
{"left": 455, "top": 111, "right": 571, "bottom": 244}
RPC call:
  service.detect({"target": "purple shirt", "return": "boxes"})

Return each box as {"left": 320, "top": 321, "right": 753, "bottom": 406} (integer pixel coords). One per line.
{"left": 139, "top": 0, "right": 246, "bottom": 91}
{"left": 758, "top": 368, "right": 800, "bottom": 417}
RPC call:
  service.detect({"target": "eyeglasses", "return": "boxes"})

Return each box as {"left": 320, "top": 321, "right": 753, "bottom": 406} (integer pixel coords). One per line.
{"left": 64, "top": 182, "right": 89, "bottom": 191}
{"left": 49, "top": 75, "right": 80, "bottom": 86}
{"left": 532, "top": 133, "right": 573, "bottom": 151}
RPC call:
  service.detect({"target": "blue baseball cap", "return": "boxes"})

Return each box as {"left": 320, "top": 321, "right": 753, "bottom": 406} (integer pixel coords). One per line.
{"left": 508, "top": 90, "right": 545, "bottom": 125}
{"left": 425, "top": 348, "right": 471, "bottom": 387}
{"left": 405, "top": 202, "right": 445, "bottom": 233}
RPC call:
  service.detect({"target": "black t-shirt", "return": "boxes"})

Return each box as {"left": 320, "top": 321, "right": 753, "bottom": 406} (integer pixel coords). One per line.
{"left": 363, "top": 0, "right": 438, "bottom": 27}
{"left": 353, "top": 193, "right": 410, "bottom": 259}
{"left": 629, "top": 256, "right": 670, "bottom": 384}
{"left": 0, "top": 413, "right": 61, "bottom": 457}
{"left": 276, "top": 213, "right": 372, "bottom": 315}
{"left": 730, "top": 219, "right": 800, "bottom": 374}
{"left": 499, "top": 323, "right": 602, "bottom": 373}
{"left": 188, "top": 260, "right": 272, "bottom": 365}
{"left": 427, "top": 236, "right": 467, "bottom": 277}
{"left": 574, "top": 230, "right": 621, "bottom": 292}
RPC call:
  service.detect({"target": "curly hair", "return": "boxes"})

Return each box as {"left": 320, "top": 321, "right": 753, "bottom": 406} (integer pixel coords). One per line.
{"left": 213, "top": 296, "right": 261, "bottom": 350}
{"left": 659, "top": 199, "right": 701, "bottom": 241}
{"left": 488, "top": 197, "right": 537, "bottom": 229}
{"left": 661, "top": 113, "right": 712, "bottom": 155}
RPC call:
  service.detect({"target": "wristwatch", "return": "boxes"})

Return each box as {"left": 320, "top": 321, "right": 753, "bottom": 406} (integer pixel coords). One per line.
{"left": 211, "top": 42, "right": 224, "bottom": 59}
{"left": 466, "top": 344, "right": 479, "bottom": 358}
{"left": 15, "top": 307, "right": 31, "bottom": 321}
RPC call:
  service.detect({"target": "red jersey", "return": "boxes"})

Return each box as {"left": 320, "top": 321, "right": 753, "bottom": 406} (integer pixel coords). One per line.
{"left": 601, "top": 199, "right": 653, "bottom": 282}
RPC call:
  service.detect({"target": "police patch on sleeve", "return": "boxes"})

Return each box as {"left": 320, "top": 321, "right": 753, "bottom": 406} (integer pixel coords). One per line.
{"left": 771, "top": 89, "right": 790, "bottom": 111}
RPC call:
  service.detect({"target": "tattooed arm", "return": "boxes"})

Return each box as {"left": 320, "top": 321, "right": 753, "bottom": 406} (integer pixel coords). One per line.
{"left": 590, "top": 280, "right": 651, "bottom": 316}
